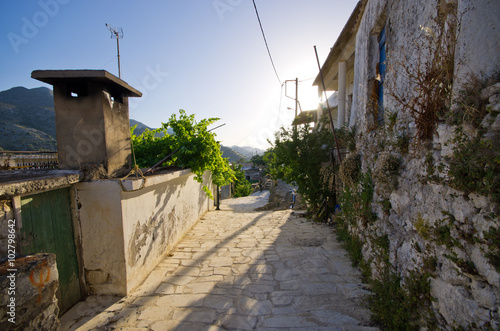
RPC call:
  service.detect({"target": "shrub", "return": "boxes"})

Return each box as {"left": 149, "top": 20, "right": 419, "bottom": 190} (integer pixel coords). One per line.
{"left": 390, "top": 4, "right": 457, "bottom": 142}
{"left": 335, "top": 125, "right": 357, "bottom": 152}
{"left": 484, "top": 227, "right": 500, "bottom": 273}
{"left": 446, "top": 73, "right": 499, "bottom": 127}
{"left": 339, "top": 153, "right": 361, "bottom": 187}
{"left": 231, "top": 164, "right": 253, "bottom": 198}
{"left": 448, "top": 128, "right": 500, "bottom": 203}
{"left": 373, "top": 152, "right": 400, "bottom": 194}
{"left": 267, "top": 124, "right": 335, "bottom": 214}
{"left": 131, "top": 110, "right": 234, "bottom": 197}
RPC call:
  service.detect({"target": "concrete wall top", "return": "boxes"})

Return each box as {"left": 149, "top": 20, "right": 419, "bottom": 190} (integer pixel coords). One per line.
{"left": 118, "top": 168, "right": 193, "bottom": 192}
{"left": 31, "top": 70, "right": 142, "bottom": 98}
{"left": 0, "top": 170, "right": 82, "bottom": 198}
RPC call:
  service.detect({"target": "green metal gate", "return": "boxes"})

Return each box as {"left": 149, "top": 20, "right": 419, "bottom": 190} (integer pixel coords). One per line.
{"left": 20, "top": 187, "right": 82, "bottom": 314}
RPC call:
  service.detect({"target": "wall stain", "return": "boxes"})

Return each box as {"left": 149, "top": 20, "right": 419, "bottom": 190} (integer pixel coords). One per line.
{"left": 29, "top": 259, "right": 51, "bottom": 304}
{"left": 128, "top": 209, "right": 170, "bottom": 267}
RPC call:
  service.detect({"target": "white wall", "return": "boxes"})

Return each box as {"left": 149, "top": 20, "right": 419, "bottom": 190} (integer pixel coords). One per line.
{"left": 120, "top": 170, "right": 212, "bottom": 292}
{"left": 76, "top": 169, "right": 213, "bottom": 295}
{"left": 453, "top": 0, "right": 500, "bottom": 90}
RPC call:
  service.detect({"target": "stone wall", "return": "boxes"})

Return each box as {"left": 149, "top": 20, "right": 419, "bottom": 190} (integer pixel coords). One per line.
{"left": 344, "top": 0, "right": 500, "bottom": 328}
{"left": 0, "top": 253, "right": 60, "bottom": 330}
{"left": 75, "top": 169, "right": 214, "bottom": 296}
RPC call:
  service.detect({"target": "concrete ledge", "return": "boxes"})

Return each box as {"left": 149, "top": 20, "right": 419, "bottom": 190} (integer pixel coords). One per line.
{"left": 0, "top": 170, "right": 82, "bottom": 198}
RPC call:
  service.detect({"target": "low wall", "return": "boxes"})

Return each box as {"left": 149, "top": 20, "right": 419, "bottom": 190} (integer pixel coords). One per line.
{"left": 76, "top": 169, "right": 213, "bottom": 295}
{"left": 0, "top": 253, "right": 60, "bottom": 330}
{"left": 220, "top": 184, "right": 231, "bottom": 199}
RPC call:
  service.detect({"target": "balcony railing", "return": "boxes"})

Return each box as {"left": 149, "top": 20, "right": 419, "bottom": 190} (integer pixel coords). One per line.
{"left": 0, "top": 151, "right": 58, "bottom": 170}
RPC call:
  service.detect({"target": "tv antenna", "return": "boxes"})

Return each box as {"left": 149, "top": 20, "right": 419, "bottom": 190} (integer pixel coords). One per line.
{"left": 105, "top": 23, "right": 123, "bottom": 78}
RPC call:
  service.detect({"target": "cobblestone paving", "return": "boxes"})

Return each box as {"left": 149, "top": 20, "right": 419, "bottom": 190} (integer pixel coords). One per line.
{"left": 61, "top": 191, "right": 378, "bottom": 330}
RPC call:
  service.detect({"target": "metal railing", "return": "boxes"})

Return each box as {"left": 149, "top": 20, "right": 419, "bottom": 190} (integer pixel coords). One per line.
{"left": 0, "top": 151, "right": 58, "bottom": 170}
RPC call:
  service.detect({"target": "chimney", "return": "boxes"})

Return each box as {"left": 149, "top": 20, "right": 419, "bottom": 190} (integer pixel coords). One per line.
{"left": 32, "top": 70, "right": 142, "bottom": 177}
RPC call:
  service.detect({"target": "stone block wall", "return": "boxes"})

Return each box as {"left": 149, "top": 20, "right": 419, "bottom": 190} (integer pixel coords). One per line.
{"left": 342, "top": 0, "right": 500, "bottom": 328}
{"left": 0, "top": 253, "right": 60, "bottom": 330}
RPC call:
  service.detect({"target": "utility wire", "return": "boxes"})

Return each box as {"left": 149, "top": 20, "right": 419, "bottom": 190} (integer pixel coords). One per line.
{"left": 252, "top": 0, "right": 281, "bottom": 85}
{"left": 299, "top": 77, "right": 315, "bottom": 83}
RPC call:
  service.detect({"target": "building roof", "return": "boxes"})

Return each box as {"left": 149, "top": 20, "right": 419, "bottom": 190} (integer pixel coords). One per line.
{"left": 31, "top": 69, "right": 142, "bottom": 98}
{"left": 313, "top": 0, "right": 366, "bottom": 90}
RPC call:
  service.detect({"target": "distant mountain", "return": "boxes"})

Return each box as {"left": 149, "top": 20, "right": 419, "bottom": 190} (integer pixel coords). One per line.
{"left": 130, "top": 119, "right": 155, "bottom": 136}
{"left": 230, "top": 145, "right": 266, "bottom": 158}
{"left": 0, "top": 87, "right": 265, "bottom": 160}
{"left": 220, "top": 146, "right": 246, "bottom": 163}
{"left": 0, "top": 122, "right": 56, "bottom": 151}
{"left": 0, "top": 86, "right": 56, "bottom": 150}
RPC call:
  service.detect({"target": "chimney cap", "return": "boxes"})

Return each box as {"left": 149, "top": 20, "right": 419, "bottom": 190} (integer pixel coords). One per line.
{"left": 31, "top": 69, "right": 142, "bottom": 98}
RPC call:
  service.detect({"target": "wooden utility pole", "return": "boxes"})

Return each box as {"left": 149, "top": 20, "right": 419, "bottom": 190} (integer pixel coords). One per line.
{"left": 295, "top": 77, "right": 298, "bottom": 132}
{"left": 286, "top": 79, "right": 299, "bottom": 132}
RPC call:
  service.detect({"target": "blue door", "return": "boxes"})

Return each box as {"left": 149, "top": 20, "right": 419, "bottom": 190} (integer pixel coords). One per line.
{"left": 378, "top": 26, "right": 386, "bottom": 123}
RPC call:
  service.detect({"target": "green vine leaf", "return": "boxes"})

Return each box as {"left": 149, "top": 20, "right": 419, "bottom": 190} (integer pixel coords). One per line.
{"left": 131, "top": 110, "right": 235, "bottom": 198}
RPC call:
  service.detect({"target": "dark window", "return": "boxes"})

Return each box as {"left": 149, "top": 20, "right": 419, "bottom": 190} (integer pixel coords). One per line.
{"left": 66, "top": 83, "right": 88, "bottom": 98}
{"left": 110, "top": 95, "right": 124, "bottom": 104}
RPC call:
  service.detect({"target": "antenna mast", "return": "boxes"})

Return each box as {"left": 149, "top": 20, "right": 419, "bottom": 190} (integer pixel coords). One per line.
{"left": 105, "top": 23, "right": 123, "bottom": 78}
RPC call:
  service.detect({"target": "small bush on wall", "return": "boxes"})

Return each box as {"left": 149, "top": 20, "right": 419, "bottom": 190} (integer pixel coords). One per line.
{"left": 373, "top": 152, "right": 401, "bottom": 195}
{"left": 390, "top": 2, "right": 457, "bottom": 142}
{"left": 448, "top": 128, "right": 500, "bottom": 203}
{"left": 339, "top": 153, "right": 361, "bottom": 187}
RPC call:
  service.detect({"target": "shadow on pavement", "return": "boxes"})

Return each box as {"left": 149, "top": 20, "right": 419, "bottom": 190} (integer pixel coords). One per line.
{"left": 61, "top": 190, "right": 376, "bottom": 330}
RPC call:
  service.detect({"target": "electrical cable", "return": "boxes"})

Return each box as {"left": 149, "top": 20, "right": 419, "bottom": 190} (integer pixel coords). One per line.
{"left": 299, "top": 77, "right": 315, "bottom": 83}
{"left": 252, "top": 0, "right": 282, "bottom": 85}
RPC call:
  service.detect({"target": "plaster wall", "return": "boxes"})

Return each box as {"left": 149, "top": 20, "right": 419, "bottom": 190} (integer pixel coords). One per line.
{"left": 101, "top": 90, "right": 132, "bottom": 177}
{"left": 76, "top": 180, "right": 126, "bottom": 295}
{"left": 350, "top": 0, "right": 386, "bottom": 128}
{"left": 76, "top": 169, "right": 213, "bottom": 295}
{"left": 453, "top": 0, "right": 500, "bottom": 90}
{"left": 120, "top": 170, "right": 212, "bottom": 292}
{"left": 52, "top": 83, "right": 132, "bottom": 177}
{"left": 53, "top": 83, "right": 107, "bottom": 170}
{"left": 220, "top": 184, "right": 232, "bottom": 199}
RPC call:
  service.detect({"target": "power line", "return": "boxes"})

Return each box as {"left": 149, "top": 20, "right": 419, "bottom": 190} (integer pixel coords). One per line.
{"left": 252, "top": 0, "right": 281, "bottom": 85}
{"left": 299, "top": 77, "right": 315, "bottom": 83}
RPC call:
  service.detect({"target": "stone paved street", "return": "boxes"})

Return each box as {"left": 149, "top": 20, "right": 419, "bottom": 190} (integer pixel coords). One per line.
{"left": 61, "top": 191, "right": 377, "bottom": 330}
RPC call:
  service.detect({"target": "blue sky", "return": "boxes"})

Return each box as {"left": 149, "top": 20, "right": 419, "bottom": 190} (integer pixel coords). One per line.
{"left": 1, "top": 0, "right": 358, "bottom": 149}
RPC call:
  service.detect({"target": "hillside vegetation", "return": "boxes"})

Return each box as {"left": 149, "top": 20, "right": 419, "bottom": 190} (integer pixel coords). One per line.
{"left": 0, "top": 87, "right": 56, "bottom": 151}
